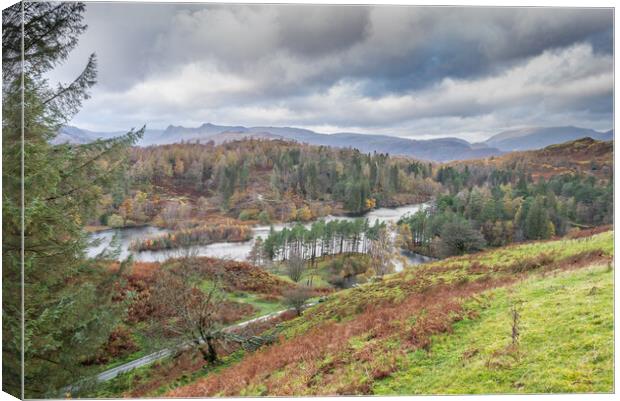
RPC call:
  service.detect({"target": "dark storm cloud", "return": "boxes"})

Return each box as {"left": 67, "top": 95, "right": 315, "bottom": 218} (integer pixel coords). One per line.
{"left": 342, "top": 7, "right": 613, "bottom": 95}
{"left": 275, "top": 5, "right": 371, "bottom": 56}
{"left": 48, "top": 3, "right": 613, "bottom": 139}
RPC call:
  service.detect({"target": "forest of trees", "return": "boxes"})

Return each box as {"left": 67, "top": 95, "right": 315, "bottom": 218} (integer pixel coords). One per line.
{"left": 260, "top": 219, "right": 389, "bottom": 263}
{"left": 254, "top": 218, "right": 396, "bottom": 286}
{"left": 93, "top": 130, "right": 613, "bottom": 265}
{"left": 126, "top": 141, "right": 436, "bottom": 213}
{"left": 399, "top": 171, "right": 613, "bottom": 257}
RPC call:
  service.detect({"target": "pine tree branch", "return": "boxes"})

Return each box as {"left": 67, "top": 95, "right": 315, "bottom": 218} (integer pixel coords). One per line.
{"left": 42, "top": 54, "right": 96, "bottom": 107}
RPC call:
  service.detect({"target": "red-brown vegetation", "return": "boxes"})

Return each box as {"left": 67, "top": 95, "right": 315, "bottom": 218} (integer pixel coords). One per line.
{"left": 167, "top": 240, "right": 613, "bottom": 397}
{"left": 124, "top": 310, "right": 298, "bottom": 398}
{"left": 566, "top": 225, "right": 612, "bottom": 239}
{"left": 167, "top": 275, "right": 515, "bottom": 397}
{"left": 90, "top": 258, "right": 294, "bottom": 368}
{"left": 83, "top": 326, "right": 139, "bottom": 365}
{"left": 452, "top": 137, "right": 612, "bottom": 180}
{"left": 186, "top": 258, "right": 295, "bottom": 295}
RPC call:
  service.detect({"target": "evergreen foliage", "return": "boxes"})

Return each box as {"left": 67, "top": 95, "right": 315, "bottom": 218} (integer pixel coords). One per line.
{"left": 262, "top": 219, "right": 384, "bottom": 262}
{"left": 399, "top": 170, "right": 611, "bottom": 258}
{"left": 2, "top": 3, "right": 143, "bottom": 396}
{"left": 128, "top": 141, "right": 434, "bottom": 214}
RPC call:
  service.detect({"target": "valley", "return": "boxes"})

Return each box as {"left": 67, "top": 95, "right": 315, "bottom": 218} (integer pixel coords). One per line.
{"left": 3, "top": 4, "right": 614, "bottom": 398}
{"left": 86, "top": 230, "right": 613, "bottom": 397}
{"left": 64, "top": 135, "right": 614, "bottom": 398}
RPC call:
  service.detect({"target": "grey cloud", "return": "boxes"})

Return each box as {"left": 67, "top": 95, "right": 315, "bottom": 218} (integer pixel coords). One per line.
{"left": 52, "top": 3, "right": 612, "bottom": 138}
{"left": 58, "top": 4, "right": 613, "bottom": 97}
{"left": 275, "top": 5, "right": 371, "bottom": 57}
{"left": 341, "top": 7, "right": 613, "bottom": 95}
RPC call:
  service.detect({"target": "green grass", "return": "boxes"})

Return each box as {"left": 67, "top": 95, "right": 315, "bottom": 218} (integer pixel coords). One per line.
{"left": 87, "top": 232, "right": 615, "bottom": 397}
{"left": 271, "top": 253, "right": 372, "bottom": 289}
{"left": 198, "top": 278, "right": 286, "bottom": 318}
{"left": 286, "top": 232, "right": 614, "bottom": 333}
{"left": 374, "top": 263, "right": 614, "bottom": 394}
{"left": 227, "top": 291, "right": 285, "bottom": 317}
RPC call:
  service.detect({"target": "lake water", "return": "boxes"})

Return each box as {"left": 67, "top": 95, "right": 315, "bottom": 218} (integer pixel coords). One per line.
{"left": 87, "top": 203, "right": 434, "bottom": 270}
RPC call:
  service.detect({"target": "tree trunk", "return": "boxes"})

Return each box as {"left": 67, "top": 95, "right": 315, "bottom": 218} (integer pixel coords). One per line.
{"left": 200, "top": 337, "right": 218, "bottom": 364}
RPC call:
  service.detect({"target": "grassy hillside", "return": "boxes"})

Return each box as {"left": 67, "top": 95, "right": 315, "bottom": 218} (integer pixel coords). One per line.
{"left": 454, "top": 137, "right": 612, "bottom": 180}
{"left": 375, "top": 263, "right": 613, "bottom": 394}
{"left": 167, "top": 231, "right": 613, "bottom": 396}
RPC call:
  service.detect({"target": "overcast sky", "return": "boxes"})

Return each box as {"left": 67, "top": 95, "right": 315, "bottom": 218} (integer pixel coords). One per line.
{"left": 49, "top": 3, "right": 614, "bottom": 141}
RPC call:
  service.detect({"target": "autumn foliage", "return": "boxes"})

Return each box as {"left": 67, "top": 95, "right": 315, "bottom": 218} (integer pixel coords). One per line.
{"left": 83, "top": 326, "right": 138, "bottom": 365}
{"left": 184, "top": 257, "right": 295, "bottom": 295}
{"left": 167, "top": 232, "right": 613, "bottom": 396}
{"left": 130, "top": 224, "right": 252, "bottom": 251}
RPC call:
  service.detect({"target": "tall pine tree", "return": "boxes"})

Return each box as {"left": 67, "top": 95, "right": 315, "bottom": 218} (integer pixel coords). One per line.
{"left": 2, "top": 2, "right": 143, "bottom": 397}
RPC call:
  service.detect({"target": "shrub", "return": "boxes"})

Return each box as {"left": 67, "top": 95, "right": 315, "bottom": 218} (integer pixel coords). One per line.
{"left": 107, "top": 213, "right": 124, "bottom": 228}
{"left": 326, "top": 256, "right": 369, "bottom": 288}
{"left": 508, "top": 253, "right": 554, "bottom": 273}
{"left": 283, "top": 286, "right": 313, "bottom": 316}
{"left": 286, "top": 253, "right": 306, "bottom": 283}
{"left": 130, "top": 224, "right": 252, "bottom": 251}
{"left": 239, "top": 209, "right": 259, "bottom": 221}
{"left": 258, "top": 210, "right": 271, "bottom": 225}
{"left": 297, "top": 206, "right": 313, "bottom": 221}
{"left": 438, "top": 218, "right": 486, "bottom": 257}
{"left": 84, "top": 326, "right": 138, "bottom": 365}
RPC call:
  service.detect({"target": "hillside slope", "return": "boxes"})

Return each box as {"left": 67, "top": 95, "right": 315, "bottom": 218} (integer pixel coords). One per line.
{"left": 375, "top": 263, "right": 613, "bottom": 394}
{"left": 486, "top": 126, "right": 613, "bottom": 151}
{"left": 454, "top": 137, "right": 613, "bottom": 180}
{"left": 58, "top": 124, "right": 502, "bottom": 162}
{"left": 167, "top": 231, "right": 613, "bottom": 396}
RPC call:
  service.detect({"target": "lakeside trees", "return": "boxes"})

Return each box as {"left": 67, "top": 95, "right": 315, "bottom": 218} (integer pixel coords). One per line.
{"left": 399, "top": 171, "right": 612, "bottom": 258}
{"left": 130, "top": 224, "right": 252, "bottom": 252}
{"left": 261, "top": 218, "right": 397, "bottom": 278}
{"left": 367, "top": 225, "right": 396, "bottom": 277}
{"left": 262, "top": 219, "right": 384, "bottom": 262}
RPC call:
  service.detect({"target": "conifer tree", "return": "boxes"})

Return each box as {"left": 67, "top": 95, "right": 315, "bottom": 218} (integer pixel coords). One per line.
{"left": 524, "top": 196, "right": 554, "bottom": 240}
{"left": 2, "top": 2, "right": 143, "bottom": 396}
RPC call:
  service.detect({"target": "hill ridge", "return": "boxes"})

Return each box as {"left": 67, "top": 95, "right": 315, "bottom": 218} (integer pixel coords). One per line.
{"left": 57, "top": 123, "right": 612, "bottom": 162}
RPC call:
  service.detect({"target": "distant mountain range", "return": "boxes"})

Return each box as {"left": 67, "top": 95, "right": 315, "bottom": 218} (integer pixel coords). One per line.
{"left": 486, "top": 126, "right": 613, "bottom": 151}
{"left": 55, "top": 123, "right": 613, "bottom": 162}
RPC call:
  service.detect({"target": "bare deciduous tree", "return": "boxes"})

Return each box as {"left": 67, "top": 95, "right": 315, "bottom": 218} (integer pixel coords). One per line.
{"left": 368, "top": 225, "right": 395, "bottom": 278}
{"left": 286, "top": 252, "right": 306, "bottom": 282}
{"left": 247, "top": 237, "right": 266, "bottom": 267}
{"left": 283, "top": 285, "right": 313, "bottom": 316}
{"left": 151, "top": 268, "right": 225, "bottom": 363}
{"left": 149, "top": 254, "right": 275, "bottom": 364}
{"left": 160, "top": 201, "right": 192, "bottom": 227}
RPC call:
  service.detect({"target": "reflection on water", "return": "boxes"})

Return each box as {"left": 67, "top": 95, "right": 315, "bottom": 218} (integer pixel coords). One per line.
{"left": 87, "top": 203, "right": 434, "bottom": 269}
{"left": 87, "top": 226, "right": 169, "bottom": 260}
